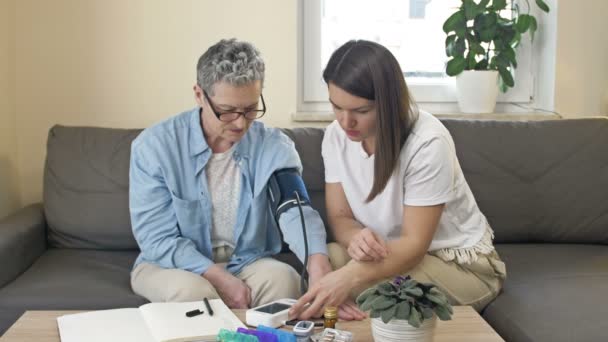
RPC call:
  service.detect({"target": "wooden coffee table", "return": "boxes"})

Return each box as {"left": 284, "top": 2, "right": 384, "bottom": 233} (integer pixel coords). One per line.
{"left": 0, "top": 306, "right": 503, "bottom": 341}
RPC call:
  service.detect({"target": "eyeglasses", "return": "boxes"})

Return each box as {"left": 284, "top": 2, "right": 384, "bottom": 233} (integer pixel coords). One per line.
{"left": 203, "top": 90, "right": 266, "bottom": 122}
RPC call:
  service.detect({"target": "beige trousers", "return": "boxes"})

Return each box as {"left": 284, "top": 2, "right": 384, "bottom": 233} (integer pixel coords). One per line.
{"left": 327, "top": 243, "right": 506, "bottom": 312}
{"left": 131, "top": 246, "right": 301, "bottom": 307}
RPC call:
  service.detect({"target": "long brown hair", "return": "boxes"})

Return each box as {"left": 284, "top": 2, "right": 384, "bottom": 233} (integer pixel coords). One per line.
{"left": 323, "top": 40, "right": 418, "bottom": 202}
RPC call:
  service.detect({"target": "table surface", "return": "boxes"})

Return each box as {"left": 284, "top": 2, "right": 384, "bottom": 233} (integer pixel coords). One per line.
{"left": 0, "top": 306, "right": 504, "bottom": 342}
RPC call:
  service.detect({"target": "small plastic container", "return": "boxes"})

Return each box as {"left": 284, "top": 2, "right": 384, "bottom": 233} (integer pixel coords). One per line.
{"left": 318, "top": 328, "right": 353, "bottom": 342}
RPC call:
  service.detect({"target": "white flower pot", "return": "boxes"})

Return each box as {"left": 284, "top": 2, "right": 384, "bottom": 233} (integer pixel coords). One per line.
{"left": 456, "top": 70, "right": 499, "bottom": 114}
{"left": 371, "top": 315, "right": 437, "bottom": 342}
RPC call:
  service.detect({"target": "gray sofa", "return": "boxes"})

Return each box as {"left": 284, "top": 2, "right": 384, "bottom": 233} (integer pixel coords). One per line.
{"left": 1, "top": 118, "right": 607, "bottom": 341}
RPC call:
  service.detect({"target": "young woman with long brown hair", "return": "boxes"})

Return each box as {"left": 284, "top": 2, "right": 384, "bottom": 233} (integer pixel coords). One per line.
{"left": 290, "top": 40, "right": 506, "bottom": 320}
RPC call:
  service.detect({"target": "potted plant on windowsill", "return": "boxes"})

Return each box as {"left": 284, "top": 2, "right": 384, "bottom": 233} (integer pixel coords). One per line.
{"left": 443, "top": 0, "right": 550, "bottom": 113}
{"left": 356, "top": 276, "right": 453, "bottom": 342}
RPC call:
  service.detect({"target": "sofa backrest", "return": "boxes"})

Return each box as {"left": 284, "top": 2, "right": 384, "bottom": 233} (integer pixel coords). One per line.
{"left": 441, "top": 118, "right": 608, "bottom": 244}
{"left": 44, "top": 126, "right": 142, "bottom": 249}
{"left": 44, "top": 117, "right": 608, "bottom": 249}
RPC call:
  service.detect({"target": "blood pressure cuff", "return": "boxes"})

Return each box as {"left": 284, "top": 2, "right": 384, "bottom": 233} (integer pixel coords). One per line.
{"left": 267, "top": 168, "right": 311, "bottom": 219}
{"left": 267, "top": 168, "right": 328, "bottom": 262}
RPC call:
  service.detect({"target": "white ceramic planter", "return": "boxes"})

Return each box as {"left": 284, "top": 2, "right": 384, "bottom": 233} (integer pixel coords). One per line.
{"left": 456, "top": 70, "right": 499, "bottom": 113}
{"left": 371, "top": 315, "right": 437, "bottom": 342}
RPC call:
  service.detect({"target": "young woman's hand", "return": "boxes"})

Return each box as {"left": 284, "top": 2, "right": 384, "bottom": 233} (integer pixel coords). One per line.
{"left": 289, "top": 268, "right": 360, "bottom": 320}
{"left": 347, "top": 228, "right": 388, "bottom": 262}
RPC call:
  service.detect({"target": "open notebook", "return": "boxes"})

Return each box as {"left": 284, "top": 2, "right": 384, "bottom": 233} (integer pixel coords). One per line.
{"left": 57, "top": 300, "right": 245, "bottom": 342}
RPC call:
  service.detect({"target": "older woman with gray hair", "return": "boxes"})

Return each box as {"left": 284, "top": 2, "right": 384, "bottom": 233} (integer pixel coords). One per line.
{"left": 129, "top": 39, "right": 332, "bottom": 309}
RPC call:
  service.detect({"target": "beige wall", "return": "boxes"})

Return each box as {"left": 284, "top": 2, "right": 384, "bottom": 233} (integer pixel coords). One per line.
{"left": 0, "top": 0, "right": 19, "bottom": 218}
{"left": 5, "top": 0, "right": 608, "bottom": 207}
{"left": 14, "top": 0, "right": 303, "bottom": 206}
{"left": 554, "top": 0, "right": 608, "bottom": 117}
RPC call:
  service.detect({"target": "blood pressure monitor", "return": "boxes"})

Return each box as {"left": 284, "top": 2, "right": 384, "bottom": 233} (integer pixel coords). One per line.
{"left": 245, "top": 298, "right": 297, "bottom": 328}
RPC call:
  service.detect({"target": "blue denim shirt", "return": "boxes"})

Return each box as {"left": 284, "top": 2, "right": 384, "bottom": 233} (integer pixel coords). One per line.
{"left": 130, "top": 108, "right": 328, "bottom": 275}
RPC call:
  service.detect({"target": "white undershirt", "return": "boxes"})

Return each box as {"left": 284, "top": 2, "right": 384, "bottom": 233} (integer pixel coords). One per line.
{"left": 206, "top": 146, "right": 241, "bottom": 250}
{"left": 322, "top": 111, "right": 491, "bottom": 255}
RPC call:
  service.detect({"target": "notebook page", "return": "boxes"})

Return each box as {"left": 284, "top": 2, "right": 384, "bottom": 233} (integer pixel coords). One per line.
{"left": 140, "top": 300, "right": 246, "bottom": 342}
{"left": 57, "top": 308, "right": 155, "bottom": 342}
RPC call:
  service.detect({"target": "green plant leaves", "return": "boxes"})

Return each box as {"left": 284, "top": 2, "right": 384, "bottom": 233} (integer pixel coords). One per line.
{"left": 380, "top": 305, "right": 397, "bottom": 324}
{"left": 408, "top": 307, "right": 422, "bottom": 328}
{"left": 463, "top": 0, "right": 483, "bottom": 20}
{"left": 516, "top": 14, "right": 532, "bottom": 33}
{"left": 473, "top": 12, "right": 498, "bottom": 42}
{"left": 433, "top": 305, "right": 452, "bottom": 321}
{"left": 394, "top": 301, "right": 411, "bottom": 320}
{"left": 491, "top": 0, "right": 507, "bottom": 11}
{"left": 529, "top": 16, "right": 538, "bottom": 41}
{"left": 446, "top": 56, "right": 466, "bottom": 76}
{"left": 443, "top": 11, "right": 466, "bottom": 37}
{"left": 498, "top": 66, "right": 514, "bottom": 87}
{"left": 404, "top": 287, "right": 424, "bottom": 297}
{"left": 536, "top": 0, "right": 550, "bottom": 13}
{"left": 445, "top": 35, "right": 457, "bottom": 57}
{"left": 356, "top": 287, "right": 376, "bottom": 306}
{"left": 371, "top": 297, "right": 396, "bottom": 311}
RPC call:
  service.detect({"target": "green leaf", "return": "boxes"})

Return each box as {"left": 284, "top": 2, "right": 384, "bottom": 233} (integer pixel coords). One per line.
{"left": 408, "top": 307, "right": 422, "bottom": 328}
{"left": 359, "top": 294, "right": 380, "bottom": 311}
{"left": 463, "top": 0, "right": 480, "bottom": 20}
{"left": 446, "top": 56, "right": 467, "bottom": 76}
{"left": 497, "top": 23, "right": 516, "bottom": 49}
{"left": 370, "top": 309, "right": 382, "bottom": 318}
{"left": 529, "top": 16, "right": 538, "bottom": 41}
{"left": 356, "top": 287, "right": 376, "bottom": 306}
{"left": 421, "top": 307, "right": 434, "bottom": 319}
{"left": 394, "top": 301, "right": 411, "bottom": 320}
{"left": 478, "top": 0, "right": 491, "bottom": 9}
{"left": 454, "top": 37, "right": 466, "bottom": 56}
{"left": 469, "top": 42, "right": 485, "bottom": 55}
{"left": 371, "top": 297, "right": 396, "bottom": 311}
{"left": 510, "top": 30, "right": 522, "bottom": 48}
{"left": 491, "top": 0, "right": 507, "bottom": 11}
{"left": 467, "top": 52, "right": 477, "bottom": 69}
{"left": 425, "top": 293, "right": 448, "bottom": 306}
{"left": 516, "top": 14, "right": 532, "bottom": 33}
{"left": 473, "top": 13, "right": 498, "bottom": 42}
{"left": 404, "top": 287, "right": 424, "bottom": 297}
{"left": 445, "top": 34, "right": 457, "bottom": 57}
{"left": 498, "top": 65, "right": 514, "bottom": 87}
{"left": 501, "top": 47, "right": 517, "bottom": 68}
{"left": 380, "top": 305, "right": 397, "bottom": 324}
{"left": 535, "top": 0, "right": 550, "bottom": 13}
{"left": 377, "top": 283, "right": 397, "bottom": 296}
{"left": 443, "top": 11, "right": 465, "bottom": 34}
{"left": 401, "top": 279, "right": 418, "bottom": 289}
{"left": 433, "top": 305, "right": 453, "bottom": 321}
{"left": 475, "top": 59, "right": 489, "bottom": 70}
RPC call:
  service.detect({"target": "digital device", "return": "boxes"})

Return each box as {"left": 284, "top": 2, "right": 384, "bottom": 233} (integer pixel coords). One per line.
{"left": 245, "top": 298, "right": 297, "bottom": 328}
{"left": 292, "top": 320, "right": 315, "bottom": 337}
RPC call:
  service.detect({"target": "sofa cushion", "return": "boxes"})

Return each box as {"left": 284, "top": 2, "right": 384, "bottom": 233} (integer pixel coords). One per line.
{"left": 483, "top": 244, "right": 608, "bottom": 342}
{"left": 44, "top": 125, "right": 142, "bottom": 249}
{"left": 0, "top": 249, "right": 147, "bottom": 310}
{"left": 442, "top": 118, "right": 608, "bottom": 244}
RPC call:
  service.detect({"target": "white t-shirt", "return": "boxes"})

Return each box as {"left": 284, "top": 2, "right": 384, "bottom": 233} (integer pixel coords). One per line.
{"left": 322, "top": 110, "right": 489, "bottom": 252}
{"left": 206, "top": 146, "right": 241, "bottom": 250}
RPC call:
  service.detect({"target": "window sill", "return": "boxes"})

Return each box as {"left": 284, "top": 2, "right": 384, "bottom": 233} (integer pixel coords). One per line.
{"left": 293, "top": 105, "right": 562, "bottom": 123}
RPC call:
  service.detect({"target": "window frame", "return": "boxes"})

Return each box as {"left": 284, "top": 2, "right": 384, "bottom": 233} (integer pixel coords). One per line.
{"left": 297, "top": 0, "right": 544, "bottom": 117}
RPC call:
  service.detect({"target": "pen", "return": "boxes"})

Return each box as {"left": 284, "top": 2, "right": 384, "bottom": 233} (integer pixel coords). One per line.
{"left": 186, "top": 309, "right": 204, "bottom": 317}
{"left": 204, "top": 297, "right": 214, "bottom": 316}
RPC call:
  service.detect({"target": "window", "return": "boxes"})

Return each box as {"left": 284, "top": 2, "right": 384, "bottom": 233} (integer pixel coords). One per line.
{"left": 298, "top": 0, "right": 538, "bottom": 116}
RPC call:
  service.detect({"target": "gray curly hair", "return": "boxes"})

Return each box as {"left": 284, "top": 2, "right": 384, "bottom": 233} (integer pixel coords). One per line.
{"left": 197, "top": 38, "right": 265, "bottom": 95}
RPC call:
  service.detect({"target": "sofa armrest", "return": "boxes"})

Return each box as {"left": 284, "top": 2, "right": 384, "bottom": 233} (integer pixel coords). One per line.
{"left": 0, "top": 203, "right": 47, "bottom": 288}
